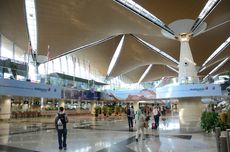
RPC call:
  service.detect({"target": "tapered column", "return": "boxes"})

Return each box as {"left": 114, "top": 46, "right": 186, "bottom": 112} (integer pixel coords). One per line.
{"left": 133, "top": 101, "right": 139, "bottom": 112}
{"left": 91, "top": 101, "right": 96, "bottom": 114}
{"left": 0, "top": 123, "right": 9, "bottom": 144}
{"left": 40, "top": 98, "right": 44, "bottom": 111}
{"left": 178, "top": 40, "right": 198, "bottom": 84}
{"left": 59, "top": 99, "right": 65, "bottom": 108}
{"left": 0, "top": 96, "right": 11, "bottom": 120}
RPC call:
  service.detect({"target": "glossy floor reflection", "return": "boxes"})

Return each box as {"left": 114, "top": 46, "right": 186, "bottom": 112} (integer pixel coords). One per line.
{"left": 0, "top": 113, "right": 217, "bottom": 152}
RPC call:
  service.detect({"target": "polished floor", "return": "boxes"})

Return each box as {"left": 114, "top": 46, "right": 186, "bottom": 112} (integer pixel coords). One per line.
{"left": 0, "top": 112, "right": 217, "bottom": 152}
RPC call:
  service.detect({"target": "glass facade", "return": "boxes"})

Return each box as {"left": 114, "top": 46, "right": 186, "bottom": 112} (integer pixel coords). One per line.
{"left": 1, "top": 35, "right": 14, "bottom": 59}
{"left": 0, "top": 33, "right": 144, "bottom": 90}
{"left": 0, "top": 35, "right": 27, "bottom": 62}
{"left": 0, "top": 35, "right": 28, "bottom": 80}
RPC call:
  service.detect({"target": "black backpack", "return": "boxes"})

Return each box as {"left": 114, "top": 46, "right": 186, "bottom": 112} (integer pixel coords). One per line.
{"left": 127, "top": 108, "right": 131, "bottom": 116}
{"left": 57, "top": 113, "right": 66, "bottom": 129}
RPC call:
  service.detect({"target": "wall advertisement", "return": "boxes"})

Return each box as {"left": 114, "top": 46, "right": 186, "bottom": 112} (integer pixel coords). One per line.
{"left": 61, "top": 88, "right": 101, "bottom": 100}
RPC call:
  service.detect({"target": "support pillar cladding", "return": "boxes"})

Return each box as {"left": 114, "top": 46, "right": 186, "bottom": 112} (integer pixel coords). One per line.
{"left": 0, "top": 96, "right": 11, "bottom": 120}
{"left": 91, "top": 101, "right": 96, "bottom": 114}
{"left": 178, "top": 98, "right": 206, "bottom": 132}
{"left": 178, "top": 34, "right": 199, "bottom": 84}
{"left": 59, "top": 99, "right": 65, "bottom": 108}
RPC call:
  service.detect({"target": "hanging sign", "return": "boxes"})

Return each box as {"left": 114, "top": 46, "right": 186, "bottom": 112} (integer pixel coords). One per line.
{"left": 0, "top": 78, "right": 61, "bottom": 98}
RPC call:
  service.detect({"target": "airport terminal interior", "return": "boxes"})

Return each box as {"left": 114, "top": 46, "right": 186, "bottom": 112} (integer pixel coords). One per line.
{"left": 0, "top": 0, "right": 230, "bottom": 152}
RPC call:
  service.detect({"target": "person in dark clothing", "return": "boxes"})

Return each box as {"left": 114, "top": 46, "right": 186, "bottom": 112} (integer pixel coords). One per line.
{"left": 55, "top": 107, "right": 69, "bottom": 150}
{"left": 152, "top": 104, "right": 161, "bottom": 129}
{"left": 127, "top": 105, "right": 135, "bottom": 130}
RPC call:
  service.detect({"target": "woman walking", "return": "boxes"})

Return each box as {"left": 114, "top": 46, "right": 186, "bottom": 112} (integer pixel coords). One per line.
{"left": 135, "top": 108, "right": 146, "bottom": 142}
{"left": 152, "top": 104, "right": 161, "bottom": 129}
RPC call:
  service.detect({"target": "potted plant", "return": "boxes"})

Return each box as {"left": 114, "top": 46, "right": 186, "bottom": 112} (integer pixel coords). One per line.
{"left": 115, "top": 106, "right": 120, "bottom": 115}
{"left": 102, "top": 106, "right": 108, "bottom": 116}
{"left": 217, "top": 109, "right": 230, "bottom": 131}
{"left": 108, "top": 107, "right": 113, "bottom": 116}
{"left": 227, "top": 109, "right": 230, "bottom": 124}
{"left": 201, "top": 111, "right": 219, "bottom": 133}
{"left": 94, "top": 106, "right": 101, "bottom": 117}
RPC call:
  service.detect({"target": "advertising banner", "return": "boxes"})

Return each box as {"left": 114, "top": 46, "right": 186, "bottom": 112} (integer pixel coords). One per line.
{"left": 0, "top": 79, "right": 61, "bottom": 98}
{"left": 156, "top": 84, "right": 222, "bottom": 99}
{"left": 102, "top": 89, "right": 156, "bottom": 101}
{"left": 61, "top": 88, "right": 101, "bottom": 100}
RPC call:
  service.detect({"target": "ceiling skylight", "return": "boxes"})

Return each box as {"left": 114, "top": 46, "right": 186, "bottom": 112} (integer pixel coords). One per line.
{"left": 134, "top": 35, "right": 179, "bottom": 65}
{"left": 199, "top": 66, "right": 207, "bottom": 73}
{"left": 166, "top": 65, "right": 178, "bottom": 73}
{"left": 114, "top": 0, "right": 174, "bottom": 36}
{"left": 203, "top": 57, "right": 229, "bottom": 80}
{"left": 25, "top": 0, "right": 37, "bottom": 51}
{"left": 200, "top": 36, "right": 230, "bottom": 72}
{"left": 191, "top": 0, "right": 221, "bottom": 32}
{"left": 51, "top": 36, "right": 116, "bottom": 62}
{"left": 138, "top": 64, "right": 152, "bottom": 83}
{"left": 107, "top": 35, "right": 125, "bottom": 76}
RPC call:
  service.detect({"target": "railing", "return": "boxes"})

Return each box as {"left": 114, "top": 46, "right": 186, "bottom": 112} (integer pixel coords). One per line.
{"left": 0, "top": 56, "right": 27, "bottom": 65}
{"left": 0, "top": 65, "right": 103, "bottom": 91}
{"left": 154, "top": 75, "right": 229, "bottom": 89}
{"left": 11, "top": 111, "right": 41, "bottom": 118}
{"left": 154, "top": 76, "right": 204, "bottom": 88}
{"left": 215, "top": 127, "right": 230, "bottom": 152}
{"left": 0, "top": 66, "right": 28, "bottom": 81}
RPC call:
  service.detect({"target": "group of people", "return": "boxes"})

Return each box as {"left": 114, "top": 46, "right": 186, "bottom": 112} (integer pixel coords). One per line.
{"left": 127, "top": 104, "right": 161, "bottom": 142}
{"left": 54, "top": 104, "right": 162, "bottom": 150}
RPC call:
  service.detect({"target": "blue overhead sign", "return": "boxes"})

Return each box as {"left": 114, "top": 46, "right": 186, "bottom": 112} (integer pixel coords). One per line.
{"left": 156, "top": 84, "right": 222, "bottom": 99}
{"left": 0, "top": 79, "right": 61, "bottom": 98}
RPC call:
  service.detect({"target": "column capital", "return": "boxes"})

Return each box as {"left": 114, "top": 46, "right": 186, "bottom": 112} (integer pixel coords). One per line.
{"left": 175, "top": 33, "right": 193, "bottom": 42}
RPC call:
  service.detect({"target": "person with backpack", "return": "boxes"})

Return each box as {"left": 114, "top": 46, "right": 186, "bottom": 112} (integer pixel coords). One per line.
{"left": 127, "top": 105, "right": 135, "bottom": 130}
{"left": 55, "top": 107, "right": 69, "bottom": 150}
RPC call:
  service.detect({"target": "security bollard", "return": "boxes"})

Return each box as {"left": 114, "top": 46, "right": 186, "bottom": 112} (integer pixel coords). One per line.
{"left": 216, "top": 127, "right": 221, "bottom": 152}
{"left": 220, "top": 135, "right": 228, "bottom": 152}
{"left": 226, "top": 129, "right": 230, "bottom": 152}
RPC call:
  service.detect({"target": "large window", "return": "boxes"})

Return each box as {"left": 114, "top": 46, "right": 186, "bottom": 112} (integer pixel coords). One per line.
{"left": 0, "top": 35, "right": 26, "bottom": 62}
{"left": 1, "top": 35, "right": 13, "bottom": 59}
{"left": 75, "top": 57, "right": 81, "bottom": 77}
{"left": 15, "top": 45, "right": 26, "bottom": 62}
{"left": 61, "top": 56, "right": 68, "bottom": 74}
{"left": 53, "top": 58, "right": 61, "bottom": 73}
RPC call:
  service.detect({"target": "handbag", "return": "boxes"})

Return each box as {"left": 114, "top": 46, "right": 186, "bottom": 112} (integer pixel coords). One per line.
{"left": 152, "top": 122, "right": 156, "bottom": 129}
{"left": 157, "top": 109, "right": 161, "bottom": 117}
{"left": 144, "top": 121, "right": 149, "bottom": 128}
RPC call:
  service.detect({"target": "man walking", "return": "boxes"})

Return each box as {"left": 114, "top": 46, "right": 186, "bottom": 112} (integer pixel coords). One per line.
{"left": 127, "top": 105, "right": 135, "bottom": 130}
{"left": 55, "top": 107, "right": 69, "bottom": 150}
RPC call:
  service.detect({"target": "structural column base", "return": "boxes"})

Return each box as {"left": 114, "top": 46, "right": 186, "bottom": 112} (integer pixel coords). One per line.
{"left": 0, "top": 96, "right": 11, "bottom": 120}
{"left": 178, "top": 98, "right": 205, "bottom": 133}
